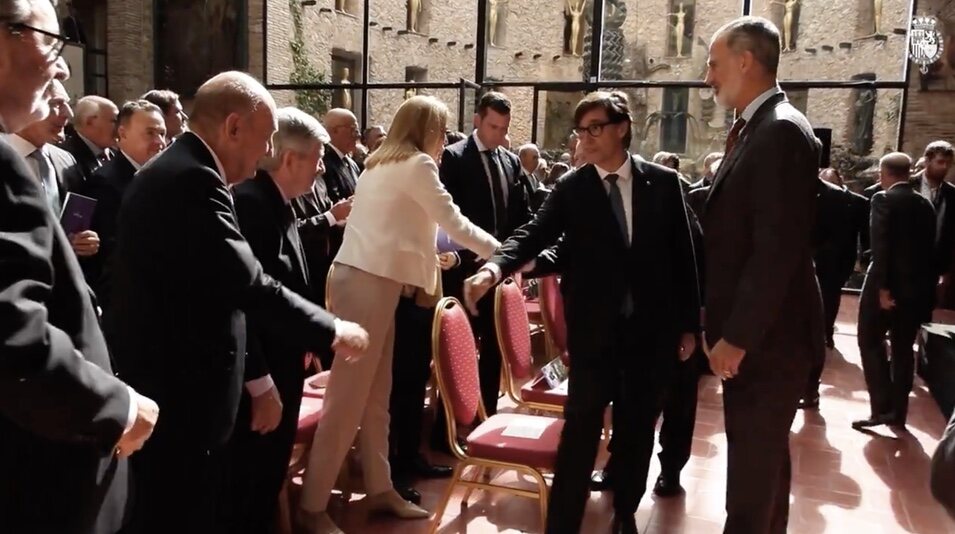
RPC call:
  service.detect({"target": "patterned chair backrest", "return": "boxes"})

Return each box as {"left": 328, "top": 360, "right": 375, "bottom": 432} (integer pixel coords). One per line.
{"left": 495, "top": 278, "right": 534, "bottom": 380}
{"left": 538, "top": 275, "right": 568, "bottom": 356}
{"left": 433, "top": 297, "right": 482, "bottom": 426}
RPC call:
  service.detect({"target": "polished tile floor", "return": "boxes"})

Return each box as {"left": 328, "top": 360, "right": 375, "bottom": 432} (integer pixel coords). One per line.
{"left": 300, "top": 295, "right": 955, "bottom": 533}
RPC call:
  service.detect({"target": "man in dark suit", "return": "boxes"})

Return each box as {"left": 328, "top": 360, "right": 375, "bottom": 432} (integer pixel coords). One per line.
{"left": 920, "top": 142, "right": 955, "bottom": 306}
{"left": 0, "top": 3, "right": 158, "bottom": 532}
{"left": 932, "top": 410, "right": 955, "bottom": 519}
{"left": 58, "top": 95, "right": 117, "bottom": 186}
{"left": 141, "top": 89, "right": 188, "bottom": 142}
{"left": 853, "top": 153, "right": 937, "bottom": 430}
{"left": 689, "top": 151, "right": 724, "bottom": 190}
{"left": 802, "top": 168, "right": 869, "bottom": 407}
{"left": 83, "top": 100, "right": 167, "bottom": 307}
{"left": 465, "top": 91, "right": 700, "bottom": 534}
{"left": 225, "top": 107, "right": 333, "bottom": 533}
{"left": 321, "top": 107, "right": 361, "bottom": 203}
{"left": 6, "top": 80, "right": 100, "bottom": 259}
{"left": 104, "top": 72, "right": 369, "bottom": 534}
{"left": 440, "top": 91, "right": 532, "bottom": 416}
{"left": 702, "top": 18, "right": 824, "bottom": 533}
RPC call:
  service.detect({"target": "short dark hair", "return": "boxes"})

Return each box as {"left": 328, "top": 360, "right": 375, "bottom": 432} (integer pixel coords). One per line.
{"left": 925, "top": 140, "right": 955, "bottom": 161}
{"left": 117, "top": 100, "right": 163, "bottom": 128}
{"left": 476, "top": 91, "right": 511, "bottom": 117}
{"left": 445, "top": 130, "right": 467, "bottom": 145}
{"left": 715, "top": 17, "right": 781, "bottom": 75}
{"left": 140, "top": 89, "right": 180, "bottom": 116}
{"left": 573, "top": 91, "right": 633, "bottom": 149}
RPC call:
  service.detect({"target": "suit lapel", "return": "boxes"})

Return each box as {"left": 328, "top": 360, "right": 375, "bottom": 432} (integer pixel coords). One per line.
{"left": 630, "top": 156, "right": 650, "bottom": 252}
{"left": 583, "top": 164, "right": 629, "bottom": 249}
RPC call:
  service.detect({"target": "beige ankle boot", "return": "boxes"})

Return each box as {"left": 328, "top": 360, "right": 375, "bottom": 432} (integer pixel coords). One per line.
{"left": 364, "top": 489, "right": 430, "bottom": 519}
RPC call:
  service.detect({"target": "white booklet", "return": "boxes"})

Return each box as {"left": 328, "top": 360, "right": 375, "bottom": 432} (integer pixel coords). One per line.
{"left": 501, "top": 418, "right": 550, "bottom": 440}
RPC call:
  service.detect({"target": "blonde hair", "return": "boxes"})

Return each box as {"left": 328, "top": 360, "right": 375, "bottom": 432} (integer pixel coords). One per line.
{"left": 365, "top": 95, "right": 448, "bottom": 169}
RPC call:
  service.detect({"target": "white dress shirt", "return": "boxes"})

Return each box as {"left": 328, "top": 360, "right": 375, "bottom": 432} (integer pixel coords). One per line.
{"left": 919, "top": 176, "right": 940, "bottom": 204}
{"left": 740, "top": 85, "right": 784, "bottom": 123}
{"left": 472, "top": 131, "right": 510, "bottom": 205}
{"left": 120, "top": 150, "right": 143, "bottom": 171}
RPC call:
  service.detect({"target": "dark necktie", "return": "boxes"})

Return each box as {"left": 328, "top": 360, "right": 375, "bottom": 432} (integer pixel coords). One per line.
{"left": 724, "top": 118, "right": 747, "bottom": 158}
{"left": 606, "top": 173, "right": 633, "bottom": 317}
{"left": 485, "top": 149, "right": 507, "bottom": 237}
{"left": 29, "top": 148, "right": 60, "bottom": 212}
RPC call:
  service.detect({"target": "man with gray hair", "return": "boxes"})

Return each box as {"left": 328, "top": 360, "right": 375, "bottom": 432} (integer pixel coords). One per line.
{"left": 105, "top": 72, "right": 369, "bottom": 534}
{"left": 702, "top": 17, "right": 824, "bottom": 533}
{"left": 222, "top": 106, "right": 333, "bottom": 532}
{"left": 0, "top": 1, "right": 160, "bottom": 533}
{"left": 59, "top": 94, "right": 118, "bottom": 184}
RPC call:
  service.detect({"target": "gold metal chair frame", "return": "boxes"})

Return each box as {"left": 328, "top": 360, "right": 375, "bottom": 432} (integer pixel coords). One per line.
{"left": 429, "top": 297, "right": 552, "bottom": 533}
{"left": 494, "top": 278, "right": 565, "bottom": 415}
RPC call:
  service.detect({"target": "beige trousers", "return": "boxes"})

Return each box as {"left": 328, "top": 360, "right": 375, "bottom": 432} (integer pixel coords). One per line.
{"left": 300, "top": 263, "right": 404, "bottom": 512}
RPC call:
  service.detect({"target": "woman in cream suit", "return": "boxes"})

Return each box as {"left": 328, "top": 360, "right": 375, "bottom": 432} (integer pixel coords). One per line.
{"left": 300, "top": 96, "right": 500, "bottom": 533}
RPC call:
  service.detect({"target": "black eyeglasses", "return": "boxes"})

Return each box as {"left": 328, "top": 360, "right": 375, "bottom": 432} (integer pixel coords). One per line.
{"left": 4, "top": 22, "right": 69, "bottom": 60}
{"left": 572, "top": 120, "right": 624, "bottom": 138}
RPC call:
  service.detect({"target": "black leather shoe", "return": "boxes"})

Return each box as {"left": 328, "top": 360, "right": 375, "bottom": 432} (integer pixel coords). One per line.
{"left": 413, "top": 456, "right": 453, "bottom": 479}
{"left": 652, "top": 473, "right": 684, "bottom": 497}
{"left": 590, "top": 469, "right": 613, "bottom": 492}
{"left": 851, "top": 414, "right": 896, "bottom": 430}
{"left": 611, "top": 513, "right": 638, "bottom": 534}
{"left": 798, "top": 394, "right": 820, "bottom": 410}
{"left": 394, "top": 485, "right": 422, "bottom": 505}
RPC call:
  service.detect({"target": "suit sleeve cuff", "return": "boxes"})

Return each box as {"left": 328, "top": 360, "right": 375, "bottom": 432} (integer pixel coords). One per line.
{"left": 123, "top": 386, "right": 137, "bottom": 434}
{"left": 323, "top": 211, "right": 338, "bottom": 227}
{"left": 245, "top": 374, "right": 275, "bottom": 397}
{"left": 482, "top": 263, "right": 502, "bottom": 284}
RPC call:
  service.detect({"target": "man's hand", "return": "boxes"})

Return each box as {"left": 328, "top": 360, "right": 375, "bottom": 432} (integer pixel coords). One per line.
{"left": 332, "top": 320, "right": 370, "bottom": 361}
{"left": 437, "top": 252, "right": 458, "bottom": 271}
{"left": 70, "top": 231, "right": 100, "bottom": 257}
{"left": 707, "top": 339, "right": 746, "bottom": 380}
{"left": 678, "top": 332, "right": 696, "bottom": 362}
{"left": 115, "top": 391, "right": 159, "bottom": 458}
{"left": 463, "top": 270, "right": 496, "bottom": 315}
{"left": 330, "top": 197, "right": 353, "bottom": 222}
{"left": 879, "top": 289, "right": 896, "bottom": 311}
{"left": 250, "top": 385, "right": 283, "bottom": 434}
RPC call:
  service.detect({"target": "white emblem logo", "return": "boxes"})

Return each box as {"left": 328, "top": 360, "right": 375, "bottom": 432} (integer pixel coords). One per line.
{"left": 909, "top": 16, "right": 945, "bottom": 74}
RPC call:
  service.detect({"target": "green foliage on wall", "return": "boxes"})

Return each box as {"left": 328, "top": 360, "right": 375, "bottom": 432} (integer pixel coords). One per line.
{"left": 289, "top": 0, "right": 331, "bottom": 116}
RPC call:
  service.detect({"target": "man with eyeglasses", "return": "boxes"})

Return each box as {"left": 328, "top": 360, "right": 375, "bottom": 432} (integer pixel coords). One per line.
{"left": 464, "top": 91, "right": 700, "bottom": 534}
{"left": 0, "top": 1, "right": 159, "bottom": 533}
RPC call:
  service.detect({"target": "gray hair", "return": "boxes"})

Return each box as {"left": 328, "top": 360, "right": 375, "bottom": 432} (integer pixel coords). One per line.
{"left": 518, "top": 143, "right": 539, "bottom": 158}
{"left": 259, "top": 107, "right": 329, "bottom": 172}
{"left": 0, "top": 0, "right": 56, "bottom": 24}
{"left": 714, "top": 17, "right": 781, "bottom": 75}
{"left": 73, "top": 95, "right": 117, "bottom": 125}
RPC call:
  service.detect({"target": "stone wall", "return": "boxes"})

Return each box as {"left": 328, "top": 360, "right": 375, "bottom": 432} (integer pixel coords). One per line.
{"left": 105, "top": 0, "right": 153, "bottom": 103}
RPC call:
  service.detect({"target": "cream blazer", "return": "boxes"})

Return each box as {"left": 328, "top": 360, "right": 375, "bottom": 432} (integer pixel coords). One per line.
{"left": 334, "top": 153, "right": 500, "bottom": 295}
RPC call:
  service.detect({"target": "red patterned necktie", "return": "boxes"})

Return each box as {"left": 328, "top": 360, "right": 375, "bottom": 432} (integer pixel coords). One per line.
{"left": 724, "top": 118, "right": 747, "bottom": 158}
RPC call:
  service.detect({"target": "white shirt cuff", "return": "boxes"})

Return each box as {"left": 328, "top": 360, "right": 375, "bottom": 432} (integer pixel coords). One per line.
{"left": 482, "top": 263, "right": 502, "bottom": 284}
{"left": 333, "top": 318, "right": 343, "bottom": 345}
{"left": 245, "top": 374, "right": 275, "bottom": 397}
{"left": 123, "top": 386, "right": 138, "bottom": 433}
{"left": 323, "top": 211, "right": 338, "bottom": 227}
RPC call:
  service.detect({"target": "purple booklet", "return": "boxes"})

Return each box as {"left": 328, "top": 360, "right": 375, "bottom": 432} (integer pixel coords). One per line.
{"left": 59, "top": 192, "right": 97, "bottom": 235}
{"left": 436, "top": 228, "right": 464, "bottom": 253}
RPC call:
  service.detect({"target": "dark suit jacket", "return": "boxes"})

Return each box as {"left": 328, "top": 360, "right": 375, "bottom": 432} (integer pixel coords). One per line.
{"left": 82, "top": 155, "right": 138, "bottom": 306}
{"left": 932, "top": 410, "right": 955, "bottom": 519}
{"left": 440, "top": 134, "right": 531, "bottom": 297}
{"left": 865, "top": 183, "right": 937, "bottom": 317}
{"left": 47, "top": 143, "right": 86, "bottom": 201}
{"left": 0, "top": 138, "right": 131, "bottom": 534}
{"left": 58, "top": 127, "right": 111, "bottom": 189}
{"left": 488, "top": 156, "right": 700, "bottom": 366}
{"left": 233, "top": 170, "right": 312, "bottom": 392}
{"left": 323, "top": 145, "right": 358, "bottom": 203}
{"left": 292, "top": 176, "right": 335, "bottom": 307}
{"left": 105, "top": 133, "right": 338, "bottom": 450}
{"left": 814, "top": 179, "right": 869, "bottom": 286}
{"left": 703, "top": 92, "right": 825, "bottom": 362}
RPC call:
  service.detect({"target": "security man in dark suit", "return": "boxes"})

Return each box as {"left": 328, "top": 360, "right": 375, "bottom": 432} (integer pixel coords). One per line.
{"left": 853, "top": 153, "right": 937, "bottom": 430}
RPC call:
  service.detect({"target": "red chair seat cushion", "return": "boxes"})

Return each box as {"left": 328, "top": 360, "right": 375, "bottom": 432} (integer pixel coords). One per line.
{"left": 296, "top": 396, "right": 324, "bottom": 443}
{"left": 466, "top": 413, "right": 564, "bottom": 469}
{"left": 520, "top": 375, "right": 568, "bottom": 407}
{"left": 302, "top": 371, "right": 331, "bottom": 398}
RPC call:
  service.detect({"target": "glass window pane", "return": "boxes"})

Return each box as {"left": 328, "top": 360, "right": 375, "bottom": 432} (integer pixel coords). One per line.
{"left": 266, "top": 1, "right": 365, "bottom": 88}
{"left": 750, "top": 0, "right": 909, "bottom": 81}
{"left": 366, "top": 88, "right": 462, "bottom": 133}
{"left": 269, "top": 87, "right": 350, "bottom": 122}
{"left": 485, "top": 0, "right": 593, "bottom": 82}
{"left": 368, "top": 0, "right": 478, "bottom": 82}
{"left": 536, "top": 90, "right": 586, "bottom": 152}
{"left": 600, "top": 0, "right": 740, "bottom": 82}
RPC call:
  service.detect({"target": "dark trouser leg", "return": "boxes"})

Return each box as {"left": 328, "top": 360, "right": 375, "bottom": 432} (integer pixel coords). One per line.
{"left": 723, "top": 353, "right": 808, "bottom": 534}
{"left": 389, "top": 297, "right": 435, "bottom": 479}
{"left": 545, "top": 362, "right": 613, "bottom": 534}
{"left": 819, "top": 277, "right": 843, "bottom": 344}
{"left": 888, "top": 308, "right": 921, "bottom": 423}
{"left": 658, "top": 355, "right": 701, "bottom": 477}
{"left": 858, "top": 284, "right": 894, "bottom": 418}
{"left": 475, "top": 294, "right": 503, "bottom": 416}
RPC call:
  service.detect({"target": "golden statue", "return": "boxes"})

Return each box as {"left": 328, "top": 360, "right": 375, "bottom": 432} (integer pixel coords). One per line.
{"left": 408, "top": 0, "right": 422, "bottom": 33}
{"left": 335, "top": 0, "right": 346, "bottom": 12}
{"left": 770, "top": 0, "right": 799, "bottom": 52}
{"left": 340, "top": 67, "right": 352, "bottom": 110}
{"left": 404, "top": 87, "right": 417, "bottom": 100}
{"left": 488, "top": 0, "right": 508, "bottom": 46}
{"left": 873, "top": 0, "right": 882, "bottom": 34}
{"left": 668, "top": 3, "right": 688, "bottom": 57}
{"left": 565, "top": 0, "right": 585, "bottom": 57}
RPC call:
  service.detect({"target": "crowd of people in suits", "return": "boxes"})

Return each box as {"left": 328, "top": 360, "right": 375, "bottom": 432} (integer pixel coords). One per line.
{"left": 4, "top": 2, "right": 955, "bottom": 534}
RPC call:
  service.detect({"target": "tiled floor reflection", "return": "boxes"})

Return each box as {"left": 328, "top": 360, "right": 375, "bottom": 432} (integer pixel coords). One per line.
{"left": 299, "top": 295, "right": 955, "bottom": 533}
